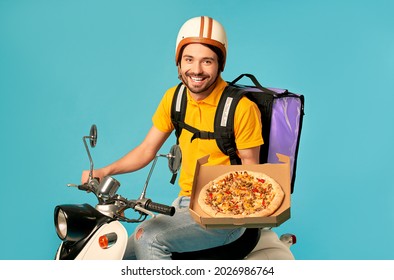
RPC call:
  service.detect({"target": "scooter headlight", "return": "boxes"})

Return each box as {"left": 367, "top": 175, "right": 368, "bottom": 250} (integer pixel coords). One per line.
{"left": 54, "top": 204, "right": 108, "bottom": 242}
{"left": 55, "top": 208, "right": 68, "bottom": 240}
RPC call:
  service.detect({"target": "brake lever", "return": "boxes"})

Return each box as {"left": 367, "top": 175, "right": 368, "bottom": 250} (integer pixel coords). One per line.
{"left": 135, "top": 205, "right": 156, "bottom": 218}
{"left": 67, "top": 183, "right": 92, "bottom": 193}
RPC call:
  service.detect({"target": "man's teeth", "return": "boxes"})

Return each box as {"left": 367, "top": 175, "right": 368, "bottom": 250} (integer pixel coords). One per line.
{"left": 191, "top": 77, "right": 203, "bottom": 82}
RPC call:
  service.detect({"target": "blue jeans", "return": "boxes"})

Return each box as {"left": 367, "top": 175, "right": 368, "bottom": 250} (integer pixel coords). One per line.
{"left": 123, "top": 196, "right": 245, "bottom": 260}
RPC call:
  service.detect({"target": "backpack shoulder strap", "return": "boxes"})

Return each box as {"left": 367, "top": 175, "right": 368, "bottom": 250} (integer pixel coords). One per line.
{"left": 214, "top": 85, "right": 246, "bottom": 165}
{"left": 171, "top": 83, "right": 187, "bottom": 144}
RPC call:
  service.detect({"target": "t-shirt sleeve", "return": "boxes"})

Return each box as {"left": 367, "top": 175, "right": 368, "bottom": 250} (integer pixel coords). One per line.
{"left": 152, "top": 86, "right": 177, "bottom": 133}
{"left": 234, "top": 97, "right": 264, "bottom": 150}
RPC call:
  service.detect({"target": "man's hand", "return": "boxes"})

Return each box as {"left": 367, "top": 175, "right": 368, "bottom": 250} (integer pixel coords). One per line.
{"left": 81, "top": 169, "right": 107, "bottom": 184}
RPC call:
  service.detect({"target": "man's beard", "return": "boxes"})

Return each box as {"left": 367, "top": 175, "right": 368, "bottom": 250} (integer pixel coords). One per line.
{"left": 180, "top": 72, "right": 218, "bottom": 95}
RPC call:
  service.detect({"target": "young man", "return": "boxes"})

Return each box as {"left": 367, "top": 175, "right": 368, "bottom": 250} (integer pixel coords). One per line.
{"left": 81, "top": 16, "right": 263, "bottom": 259}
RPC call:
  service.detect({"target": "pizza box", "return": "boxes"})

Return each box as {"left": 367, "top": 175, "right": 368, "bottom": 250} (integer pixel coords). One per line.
{"left": 189, "top": 153, "right": 291, "bottom": 229}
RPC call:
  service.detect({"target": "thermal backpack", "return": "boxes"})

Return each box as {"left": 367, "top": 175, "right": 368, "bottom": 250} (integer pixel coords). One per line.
{"left": 171, "top": 74, "right": 304, "bottom": 193}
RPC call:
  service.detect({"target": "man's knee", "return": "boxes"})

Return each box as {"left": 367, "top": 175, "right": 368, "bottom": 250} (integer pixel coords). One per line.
{"left": 135, "top": 227, "right": 144, "bottom": 240}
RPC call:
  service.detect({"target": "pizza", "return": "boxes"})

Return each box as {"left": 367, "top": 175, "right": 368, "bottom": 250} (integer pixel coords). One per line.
{"left": 197, "top": 170, "right": 285, "bottom": 217}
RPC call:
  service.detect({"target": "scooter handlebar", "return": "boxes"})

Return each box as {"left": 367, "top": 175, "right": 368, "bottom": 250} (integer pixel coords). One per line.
{"left": 145, "top": 201, "right": 175, "bottom": 216}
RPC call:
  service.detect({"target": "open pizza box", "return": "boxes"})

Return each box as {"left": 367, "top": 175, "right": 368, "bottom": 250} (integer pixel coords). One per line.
{"left": 189, "top": 153, "right": 291, "bottom": 229}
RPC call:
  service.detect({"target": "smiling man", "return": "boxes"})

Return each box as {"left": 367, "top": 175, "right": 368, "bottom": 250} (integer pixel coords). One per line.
{"left": 81, "top": 16, "right": 263, "bottom": 259}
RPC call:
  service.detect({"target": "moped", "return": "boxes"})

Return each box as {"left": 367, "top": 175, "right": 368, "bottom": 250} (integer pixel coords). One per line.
{"left": 54, "top": 125, "right": 296, "bottom": 260}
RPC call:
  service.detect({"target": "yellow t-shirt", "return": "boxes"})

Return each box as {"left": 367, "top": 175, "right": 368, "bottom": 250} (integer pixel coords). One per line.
{"left": 152, "top": 77, "right": 263, "bottom": 196}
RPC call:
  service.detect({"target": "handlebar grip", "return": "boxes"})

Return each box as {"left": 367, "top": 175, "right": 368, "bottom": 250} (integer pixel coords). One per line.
{"left": 145, "top": 201, "right": 175, "bottom": 216}
{"left": 78, "top": 184, "right": 90, "bottom": 191}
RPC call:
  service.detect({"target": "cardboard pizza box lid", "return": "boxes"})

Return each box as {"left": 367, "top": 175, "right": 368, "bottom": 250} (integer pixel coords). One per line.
{"left": 189, "top": 153, "right": 291, "bottom": 229}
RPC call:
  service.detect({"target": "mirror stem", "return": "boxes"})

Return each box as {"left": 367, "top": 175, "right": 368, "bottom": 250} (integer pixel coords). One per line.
{"left": 83, "top": 136, "right": 94, "bottom": 181}
{"left": 140, "top": 156, "right": 159, "bottom": 199}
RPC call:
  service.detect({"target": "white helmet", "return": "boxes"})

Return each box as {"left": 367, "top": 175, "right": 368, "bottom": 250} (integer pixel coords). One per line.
{"left": 175, "top": 16, "right": 228, "bottom": 71}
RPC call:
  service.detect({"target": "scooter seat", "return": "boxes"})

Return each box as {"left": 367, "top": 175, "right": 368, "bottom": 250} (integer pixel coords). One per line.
{"left": 171, "top": 228, "right": 261, "bottom": 260}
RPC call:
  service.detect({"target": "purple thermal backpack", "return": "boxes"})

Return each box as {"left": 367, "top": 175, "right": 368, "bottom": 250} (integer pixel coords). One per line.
{"left": 171, "top": 73, "right": 305, "bottom": 192}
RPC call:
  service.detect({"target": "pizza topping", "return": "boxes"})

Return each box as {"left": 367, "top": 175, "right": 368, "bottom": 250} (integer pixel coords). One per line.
{"left": 202, "top": 171, "right": 282, "bottom": 216}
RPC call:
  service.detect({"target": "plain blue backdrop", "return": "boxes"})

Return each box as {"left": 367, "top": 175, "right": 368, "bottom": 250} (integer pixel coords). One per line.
{"left": 1, "top": 0, "right": 393, "bottom": 260}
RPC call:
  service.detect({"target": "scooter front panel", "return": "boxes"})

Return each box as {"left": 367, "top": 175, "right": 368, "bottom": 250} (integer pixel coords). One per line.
{"left": 77, "top": 221, "right": 128, "bottom": 260}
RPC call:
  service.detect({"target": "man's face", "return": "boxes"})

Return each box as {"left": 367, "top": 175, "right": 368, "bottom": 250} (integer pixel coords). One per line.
{"left": 179, "top": 43, "right": 220, "bottom": 98}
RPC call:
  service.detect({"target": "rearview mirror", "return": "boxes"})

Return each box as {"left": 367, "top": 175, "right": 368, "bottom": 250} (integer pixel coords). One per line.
{"left": 168, "top": 145, "right": 182, "bottom": 174}
{"left": 89, "top": 124, "right": 97, "bottom": 148}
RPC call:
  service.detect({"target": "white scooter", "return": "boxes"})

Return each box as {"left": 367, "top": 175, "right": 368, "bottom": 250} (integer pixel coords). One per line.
{"left": 54, "top": 125, "right": 296, "bottom": 260}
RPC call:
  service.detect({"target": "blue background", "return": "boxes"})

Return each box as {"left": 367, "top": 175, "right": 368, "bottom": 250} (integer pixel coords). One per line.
{"left": 1, "top": 0, "right": 393, "bottom": 260}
